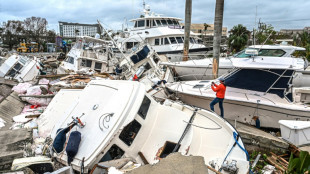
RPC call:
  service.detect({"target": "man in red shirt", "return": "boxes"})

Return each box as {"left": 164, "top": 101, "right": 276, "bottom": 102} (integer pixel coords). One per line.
{"left": 210, "top": 78, "right": 226, "bottom": 118}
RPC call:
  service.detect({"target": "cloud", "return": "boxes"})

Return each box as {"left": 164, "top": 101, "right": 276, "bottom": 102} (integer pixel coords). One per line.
{"left": 0, "top": 0, "right": 309, "bottom": 33}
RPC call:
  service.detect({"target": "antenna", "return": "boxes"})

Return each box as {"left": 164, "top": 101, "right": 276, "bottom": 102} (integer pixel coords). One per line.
{"left": 143, "top": 0, "right": 145, "bottom": 10}
{"left": 253, "top": 5, "right": 257, "bottom": 46}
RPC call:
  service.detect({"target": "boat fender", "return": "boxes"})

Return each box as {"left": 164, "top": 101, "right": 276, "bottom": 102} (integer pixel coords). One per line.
{"left": 66, "top": 131, "right": 81, "bottom": 165}
{"left": 255, "top": 118, "right": 260, "bottom": 129}
{"left": 53, "top": 127, "right": 71, "bottom": 153}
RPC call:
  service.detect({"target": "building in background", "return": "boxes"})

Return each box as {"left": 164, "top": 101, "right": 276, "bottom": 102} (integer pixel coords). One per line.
{"left": 59, "top": 21, "right": 100, "bottom": 39}
{"left": 180, "top": 23, "right": 228, "bottom": 46}
{"left": 280, "top": 27, "right": 310, "bottom": 36}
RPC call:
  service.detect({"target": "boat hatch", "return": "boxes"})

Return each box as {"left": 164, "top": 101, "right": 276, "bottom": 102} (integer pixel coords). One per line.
{"left": 199, "top": 80, "right": 210, "bottom": 83}
{"left": 159, "top": 141, "right": 179, "bottom": 158}
{"left": 119, "top": 119, "right": 142, "bottom": 146}
{"left": 99, "top": 144, "right": 125, "bottom": 162}
{"left": 130, "top": 46, "right": 150, "bottom": 64}
{"left": 193, "top": 84, "right": 204, "bottom": 88}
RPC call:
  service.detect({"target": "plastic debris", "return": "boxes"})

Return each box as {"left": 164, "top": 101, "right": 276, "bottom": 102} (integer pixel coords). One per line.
{"left": 262, "top": 165, "right": 276, "bottom": 174}
{"left": 108, "top": 167, "right": 124, "bottom": 174}
{"left": 12, "top": 83, "right": 33, "bottom": 94}
{"left": 39, "top": 78, "right": 50, "bottom": 85}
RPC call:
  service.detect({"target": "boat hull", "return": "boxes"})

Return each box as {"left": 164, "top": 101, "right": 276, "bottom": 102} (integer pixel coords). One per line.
{"left": 174, "top": 92, "right": 310, "bottom": 129}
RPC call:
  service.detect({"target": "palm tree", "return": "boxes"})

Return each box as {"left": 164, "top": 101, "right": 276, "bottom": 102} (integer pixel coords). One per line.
{"left": 212, "top": 0, "right": 224, "bottom": 79}
{"left": 294, "top": 31, "right": 310, "bottom": 61}
{"left": 228, "top": 24, "right": 249, "bottom": 53}
{"left": 183, "top": 0, "right": 192, "bottom": 61}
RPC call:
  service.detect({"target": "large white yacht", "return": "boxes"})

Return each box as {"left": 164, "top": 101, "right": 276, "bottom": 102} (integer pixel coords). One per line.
{"left": 161, "top": 44, "right": 308, "bottom": 81}
{"left": 38, "top": 80, "right": 250, "bottom": 173}
{"left": 115, "top": 4, "right": 211, "bottom": 54}
{"left": 166, "top": 56, "right": 310, "bottom": 129}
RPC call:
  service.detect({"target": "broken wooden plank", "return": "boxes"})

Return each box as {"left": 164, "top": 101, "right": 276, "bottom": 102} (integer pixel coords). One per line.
{"left": 19, "top": 94, "right": 55, "bottom": 98}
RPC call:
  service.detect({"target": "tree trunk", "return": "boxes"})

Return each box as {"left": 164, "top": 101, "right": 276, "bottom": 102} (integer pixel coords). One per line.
{"left": 212, "top": 0, "right": 224, "bottom": 79}
{"left": 183, "top": 0, "right": 192, "bottom": 61}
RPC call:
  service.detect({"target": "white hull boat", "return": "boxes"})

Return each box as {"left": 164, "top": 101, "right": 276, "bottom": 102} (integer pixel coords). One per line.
{"left": 115, "top": 4, "right": 211, "bottom": 55}
{"left": 161, "top": 44, "right": 308, "bottom": 83}
{"left": 0, "top": 54, "right": 40, "bottom": 82}
{"left": 166, "top": 57, "right": 310, "bottom": 129}
{"left": 45, "top": 80, "right": 249, "bottom": 173}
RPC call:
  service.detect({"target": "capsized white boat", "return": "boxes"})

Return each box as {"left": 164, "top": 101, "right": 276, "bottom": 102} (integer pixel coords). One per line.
{"left": 0, "top": 54, "right": 40, "bottom": 82}
{"left": 57, "top": 36, "right": 117, "bottom": 74}
{"left": 166, "top": 56, "right": 310, "bottom": 129}
{"left": 161, "top": 44, "right": 308, "bottom": 81}
{"left": 46, "top": 80, "right": 249, "bottom": 173}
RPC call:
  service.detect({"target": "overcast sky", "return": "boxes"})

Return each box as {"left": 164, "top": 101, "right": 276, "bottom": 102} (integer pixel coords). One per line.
{"left": 1, "top": 0, "right": 310, "bottom": 33}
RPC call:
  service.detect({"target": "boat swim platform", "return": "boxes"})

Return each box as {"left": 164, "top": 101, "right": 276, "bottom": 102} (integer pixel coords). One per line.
{"left": 227, "top": 119, "right": 289, "bottom": 153}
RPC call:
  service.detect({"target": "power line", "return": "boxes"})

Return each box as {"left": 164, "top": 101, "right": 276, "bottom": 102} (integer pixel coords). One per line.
{"left": 265, "top": 18, "right": 310, "bottom": 23}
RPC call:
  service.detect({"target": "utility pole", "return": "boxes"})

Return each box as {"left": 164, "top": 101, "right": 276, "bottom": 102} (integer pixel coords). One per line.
{"left": 212, "top": 0, "right": 224, "bottom": 79}
{"left": 183, "top": 0, "right": 192, "bottom": 61}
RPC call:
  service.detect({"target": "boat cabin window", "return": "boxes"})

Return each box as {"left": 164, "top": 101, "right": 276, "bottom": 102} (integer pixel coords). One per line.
{"left": 161, "top": 19, "right": 167, "bottom": 26}
{"left": 152, "top": 20, "right": 157, "bottom": 27}
{"left": 172, "top": 20, "right": 179, "bottom": 26}
{"left": 66, "top": 57, "right": 74, "bottom": 64}
{"left": 7, "top": 62, "right": 23, "bottom": 77}
{"left": 138, "top": 96, "right": 151, "bottom": 119}
{"left": 235, "top": 49, "right": 286, "bottom": 58}
{"left": 119, "top": 119, "right": 142, "bottom": 146}
{"left": 169, "top": 37, "right": 177, "bottom": 44}
{"left": 146, "top": 20, "right": 150, "bottom": 28}
{"left": 126, "top": 42, "right": 139, "bottom": 49}
{"left": 155, "top": 38, "right": 160, "bottom": 45}
{"left": 156, "top": 20, "right": 162, "bottom": 26}
{"left": 164, "top": 38, "right": 170, "bottom": 45}
{"left": 100, "top": 144, "right": 125, "bottom": 162}
{"left": 159, "top": 141, "right": 179, "bottom": 158}
{"left": 95, "top": 62, "right": 102, "bottom": 71}
{"left": 190, "top": 37, "right": 195, "bottom": 44}
{"left": 167, "top": 19, "right": 173, "bottom": 25}
{"left": 81, "top": 59, "right": 92, "bottom": 68}
{"left": 137, "top": 20, "right": 145, "bottom": 27}
{"left": 134, "top": 21, "right": 137, "bottom": 28}
{"left": 161, "top": 38, "right": 164, "bottom": 45}
{"left": 176, "top": 37, "right": 183, "bottom": 44}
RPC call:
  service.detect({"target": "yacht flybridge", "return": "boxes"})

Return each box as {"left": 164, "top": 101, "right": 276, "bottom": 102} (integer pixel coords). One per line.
{"left": 161, "top": 44, "right": 308, "bottom": 81}
{"left": 44, "top": 80, "right": 249, "bottom": 173}
{"left": 166, "top": 56, "right": 310, "bottom": 129}
{"left": 115, "top": 4, "right": 211, "bottom": 54}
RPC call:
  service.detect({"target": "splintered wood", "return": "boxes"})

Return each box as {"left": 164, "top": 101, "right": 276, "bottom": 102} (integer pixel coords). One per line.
{"left": 266, "top": 152, "right": 288, "bottom": 173}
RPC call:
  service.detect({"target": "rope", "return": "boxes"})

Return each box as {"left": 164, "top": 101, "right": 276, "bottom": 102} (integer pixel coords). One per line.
{"left": 219, "top": 132, "right": 250, "bottom": 172}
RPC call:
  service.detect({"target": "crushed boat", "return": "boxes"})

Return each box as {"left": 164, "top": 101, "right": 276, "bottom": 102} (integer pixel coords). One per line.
{"left": 0, "top": 54, "right": 41, "bottom": 82}
{"left": 40, "top": 80, "right": 249, "bottom": 173}
{"left": 166, "top": 56, "right": 310, "bottom": 128}
{"left": 57, "top": 36, "right": 117, "bottom": 74}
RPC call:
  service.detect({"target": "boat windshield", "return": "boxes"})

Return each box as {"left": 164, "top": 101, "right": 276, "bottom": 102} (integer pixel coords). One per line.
{"left": 234, "top": 48, "right": 286, "bottom": 58}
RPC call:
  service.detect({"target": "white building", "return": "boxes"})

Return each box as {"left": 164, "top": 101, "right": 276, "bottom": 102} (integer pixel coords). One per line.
{"left": 59, "top": 21, "right": 100, "bottom": 38}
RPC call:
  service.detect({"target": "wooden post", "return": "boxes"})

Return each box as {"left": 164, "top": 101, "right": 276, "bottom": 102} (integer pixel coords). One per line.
{"left": 212, "top": 0, "right": 225, "bottom": 79}
{"left": 183, "top": 0, "right": 192, "bottom": 61}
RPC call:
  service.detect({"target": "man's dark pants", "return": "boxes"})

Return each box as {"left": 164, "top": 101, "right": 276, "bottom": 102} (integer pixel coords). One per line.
{"left": 210, "top": 97, "right": 224, "bottom": 117}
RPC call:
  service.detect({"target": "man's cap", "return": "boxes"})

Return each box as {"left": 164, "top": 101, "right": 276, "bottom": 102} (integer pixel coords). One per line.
{"left": 218, "top": 78, "right": 225, "bottom": 82}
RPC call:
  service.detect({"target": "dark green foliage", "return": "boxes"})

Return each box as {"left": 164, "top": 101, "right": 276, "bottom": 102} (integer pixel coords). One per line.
{"left": 286, "top": 151, "right": 310, "bottom": 174}
{"left": 228, "top": 24, "right": 250, "bottom": 52}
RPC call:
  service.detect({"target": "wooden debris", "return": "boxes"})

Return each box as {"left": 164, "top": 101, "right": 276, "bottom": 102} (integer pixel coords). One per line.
{"left": 19, "top": 94, "right": 55, "bottom": 98}
{"left": 206, "top": 165, "right": 222, "bottom": 174}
